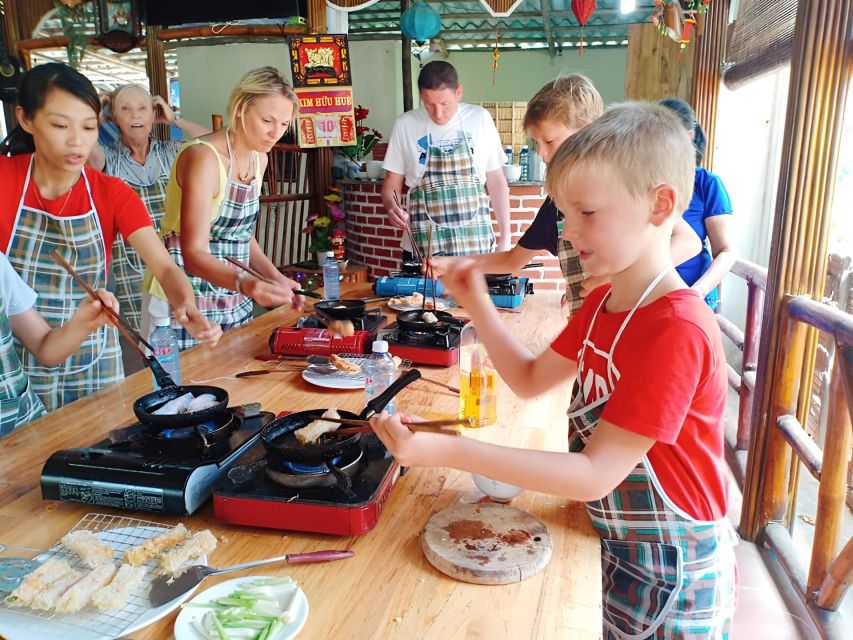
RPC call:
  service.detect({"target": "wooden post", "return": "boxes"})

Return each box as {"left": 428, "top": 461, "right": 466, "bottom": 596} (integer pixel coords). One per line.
{"left": 738, "top": 281, "right": 765, "bottom": 449}
{"left": 401, "top": 0, "right": 413, "bottom": 113}
{"left": 308, "top": 0, "right": 327, "bottom": 34}
{"left": 740, "top": 0, "right": 853, "bottom": 541}
{"left": 624, "top": 23, "right": 694, "bottom": 101}
{"left": 807, "top": 349, "right": 853, "bottom": 597}
{"left": 211, "top": 115, "right": 223, "bottom": 131}
{"left": 759, "top": 307, "right": 807, "bottom": 524}
{"left": 145, "top": 24, "right": 169, "bottom": 141}
{"left": 689, "top": 0, "right": 728, "bottom": 168}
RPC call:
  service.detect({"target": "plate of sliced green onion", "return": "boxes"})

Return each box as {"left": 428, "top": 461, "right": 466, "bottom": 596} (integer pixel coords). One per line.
{"left": 173, "top": 576, "right": 307, "bottom": 640}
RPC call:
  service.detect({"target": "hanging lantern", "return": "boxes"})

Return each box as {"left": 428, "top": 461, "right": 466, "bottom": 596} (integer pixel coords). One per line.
{"left": 95, "top": 0, "right": 142, "bottom": 53}
{"left": 570, "top": 0, "right": 597, "bottom": 56}
{"left": 400, "top": 1, "right": 442, "bottom": 45}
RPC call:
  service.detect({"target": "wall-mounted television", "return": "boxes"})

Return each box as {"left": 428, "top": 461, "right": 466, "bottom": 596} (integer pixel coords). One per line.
{"left": 142, "top": 0, "right": 308, "bottom": 27}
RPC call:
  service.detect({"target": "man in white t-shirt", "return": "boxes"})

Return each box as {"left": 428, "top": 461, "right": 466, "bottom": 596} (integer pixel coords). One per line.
{"left": 381, "top": 61, "right": 510, "bottom": 260}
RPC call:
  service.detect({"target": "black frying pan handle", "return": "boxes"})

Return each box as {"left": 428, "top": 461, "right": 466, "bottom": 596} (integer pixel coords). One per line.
{"left": 361, "top": 368, "right": 422, "bottom": 419}
{"left": 146, "top": 354, "right": 176, "bottom": 389}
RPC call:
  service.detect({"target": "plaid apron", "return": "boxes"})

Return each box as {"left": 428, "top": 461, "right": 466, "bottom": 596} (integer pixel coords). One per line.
{"left": 409, "top": 130, "right": 496, "bottom": 256}
{"left": 162, "top": 132, "right": 257, "bottom": 350}
{"left": 6, "top": 160, "right": 123, "bottom": 412}
{"left": 0, "top": 288, "right": 46, "bottom": 436}
{"left": 107, "top": 152, "right": 170, "bottom": 333}
{"left": 567, "top": 268, "right": 736, "bottom": 639}
{"left": 559, "top": 238, "right": 586, "bottom": 315}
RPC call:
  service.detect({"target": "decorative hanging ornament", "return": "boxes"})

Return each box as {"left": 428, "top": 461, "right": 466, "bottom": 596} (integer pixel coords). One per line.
{"left": 400, "top": 1, "right": 442, "bottom": 45}
{"left": 570, "top": 0, "right": 597, "bottom": 56}
{"left": 491, "top": 30, "right": 501, "bottom": 86}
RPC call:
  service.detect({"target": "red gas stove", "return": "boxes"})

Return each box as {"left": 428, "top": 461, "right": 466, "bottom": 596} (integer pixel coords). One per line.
{"left": 377, "top": 318, "right": 466, "bottom": 367}
{"left": 268, "top": 309, "right": 388, "bottom": 357}
{"left": 213, "top": 426, "right": 400, "bottom": 535}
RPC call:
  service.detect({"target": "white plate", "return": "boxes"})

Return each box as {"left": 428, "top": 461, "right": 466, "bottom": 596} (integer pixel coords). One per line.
{"left": 301, "top": 368, "right": 365, "bottom": 389}
{"left": 174, "top": 576, "right": 308, "bottom": 640}
{"left": 0, "top": 525, "right": 203, "bottom": 640}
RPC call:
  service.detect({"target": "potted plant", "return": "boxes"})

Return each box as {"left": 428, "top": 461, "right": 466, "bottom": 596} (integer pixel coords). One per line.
{"left": 341, "top": 105, "right": 383, "bottom": 177}
{"left": 302, "top": 191, "right": 345, "bottom": 266}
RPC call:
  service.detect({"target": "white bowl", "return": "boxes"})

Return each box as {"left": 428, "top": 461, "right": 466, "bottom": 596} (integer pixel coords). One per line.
{"left": 502, "top": 164, "right": 523, "bottom": 182}
{"left": 357, "top": 170, "right": 368, "bottom": 179}
{"left": 366, "top": 160, "right": 384, "bottom": 180}
{"left": 471, "top": 473, "right": 523, "bottom": 502}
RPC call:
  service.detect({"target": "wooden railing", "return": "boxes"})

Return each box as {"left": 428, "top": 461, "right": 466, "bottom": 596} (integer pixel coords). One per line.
{"left": 257, "top": 144, "right": 313, "bottom": 269}
{"left": 716, "top": 258, "right": 768, "bottom": 486}
{"left": 757, "top": 294, "right": 853, "bottom": 636}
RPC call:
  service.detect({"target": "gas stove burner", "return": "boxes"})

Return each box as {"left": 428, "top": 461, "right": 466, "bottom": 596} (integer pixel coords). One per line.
{"left": 485, "top": 273, "right": 513, "bottom": 284}
{"left": 379, "top": 322, "right": 462, "bottom": 366}
{"left": 398, "top": 261, "right": 422, "bottom": 276}
{"left": 264, "top": 445, "right": 365, "bottom": 496}
{"left": 159, "top": 420, "right": 218, "bottom": 440}
{"left": 139, "top": 411, "right": 238, "bottom": 458}
{"left": 487, "top": 277, "right": 533, "bottom": 308}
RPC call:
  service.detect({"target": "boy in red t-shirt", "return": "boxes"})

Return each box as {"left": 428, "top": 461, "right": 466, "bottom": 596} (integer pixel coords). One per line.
{"left": 371, "top": 103, "right": 736, "bottom": 639}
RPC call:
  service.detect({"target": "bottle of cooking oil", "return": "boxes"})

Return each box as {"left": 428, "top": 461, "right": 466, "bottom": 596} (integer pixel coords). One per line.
{"left": 458, "top": 323, "right": 497, "bottom": 427}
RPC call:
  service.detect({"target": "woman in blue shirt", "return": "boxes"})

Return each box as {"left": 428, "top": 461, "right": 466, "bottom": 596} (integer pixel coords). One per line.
{"left": 659, "top": 98, "right": 735, "bottom": 311}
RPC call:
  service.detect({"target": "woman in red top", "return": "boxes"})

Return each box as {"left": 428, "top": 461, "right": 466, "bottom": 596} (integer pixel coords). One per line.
{"left": 0, "top": 63, "right": 220, "bottom": 412}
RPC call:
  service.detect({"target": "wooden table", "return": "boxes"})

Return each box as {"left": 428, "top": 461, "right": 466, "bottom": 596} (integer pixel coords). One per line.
{"left": 0, "top": 285, "right": 601, "bottom": 640}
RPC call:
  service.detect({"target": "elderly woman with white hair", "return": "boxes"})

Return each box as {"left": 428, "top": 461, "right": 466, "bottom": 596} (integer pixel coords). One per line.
{"left": 89, "top": 84, "right": 208, "bottom": 338}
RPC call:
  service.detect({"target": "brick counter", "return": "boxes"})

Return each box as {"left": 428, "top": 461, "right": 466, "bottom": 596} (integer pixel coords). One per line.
{"left": 340, "top": 179, "right": 564, "bottom": 291}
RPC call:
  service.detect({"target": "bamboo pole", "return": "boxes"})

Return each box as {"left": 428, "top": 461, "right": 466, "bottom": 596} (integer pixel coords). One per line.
{"left": 740, "top": 0, "right": 853, "bottom": 541}
{"left": 308, "top": 0, "right": 328, "bottom": 35}
{"left": 817, "top": 522, "right": 853, "bottom": 610}
{"left": 689, "top": 0, "right": 728, "bottom": 168}
{"left": 760, "top": 307, "right": 807, "bottom": 523}
{"left": 807, "top": 350, "right": 853, "bottom": 597}
{"left": 738, "top": 282, "right": 765, "bottom": 449}
{"left": 145, "top": 24, "right": 169, "bottom": 141}
{"left": 401, "top": 0, "right": 413, "bottom": 113}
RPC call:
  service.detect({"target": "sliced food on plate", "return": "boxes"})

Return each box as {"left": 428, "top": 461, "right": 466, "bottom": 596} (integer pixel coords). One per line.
{"left": 55, "top": 561, "right": 117, "bottom": 614}
{"left": 157, "top": 530, "right": 218, "bottom": 576}
{"left": 5, "top": 558, "right": 78, "bottom": 609}
{"left": 91, "top": 563, "right": 148, "bottom": 610}
{"left": 124, "top": 522, "right": 191, "bottom": 566}
{"left": 329, "top": 353, "right": 361, "bottom": 373}
{"left": 61, "top": 529, "right": 116, "bottom": 568}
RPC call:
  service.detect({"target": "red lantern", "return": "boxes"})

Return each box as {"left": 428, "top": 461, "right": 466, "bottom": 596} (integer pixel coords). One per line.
{"left": 571, "top": 0, "right": 597, "bottom": 56}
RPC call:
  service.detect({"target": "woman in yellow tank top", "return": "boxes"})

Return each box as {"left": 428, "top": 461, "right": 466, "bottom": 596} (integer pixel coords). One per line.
{"left": 147, "top": 67, "right": 303, "bottom": 349}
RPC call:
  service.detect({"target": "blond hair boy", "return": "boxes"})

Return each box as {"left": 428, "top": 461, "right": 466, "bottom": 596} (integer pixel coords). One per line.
{"left": 372, "top": 103, "right": 736, "bottom": 638}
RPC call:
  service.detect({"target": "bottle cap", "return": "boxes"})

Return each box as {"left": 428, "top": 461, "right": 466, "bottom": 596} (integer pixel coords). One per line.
{"left": 154, "top": 316, "right": 171, "bottom": 327}
{"left": 371, "top": 340, "right": 389, "bottom": 353}
{"left": 324, "top": 251, "right": 335, "bottom": 262}
{"left": 521, "top": 144, "right": 529, "bottom": 150}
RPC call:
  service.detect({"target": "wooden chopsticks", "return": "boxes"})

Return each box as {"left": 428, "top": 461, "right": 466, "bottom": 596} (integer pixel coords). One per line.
{"left": 393, "top": 190, "right": 422, "bottom": 264}
{"left": 307, "top": 415, "right": 472, "bottom": 436}
{"left": 225, "top": 256, "right": 321, "bottom": 299}
{"left": 49, "top": 250, "right": 153, "bottom": 359}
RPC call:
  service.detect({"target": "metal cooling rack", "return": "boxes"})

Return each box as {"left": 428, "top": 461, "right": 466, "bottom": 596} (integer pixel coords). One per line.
{"left": 306, "top": 354, "right": 414, "bottom": 381}
{"left": 0, "top": 512, "right": 183, "bottom": 638}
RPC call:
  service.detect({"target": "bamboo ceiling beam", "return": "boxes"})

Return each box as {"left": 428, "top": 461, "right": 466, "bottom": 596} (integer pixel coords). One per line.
{"left": 741, "top": 0, "right": 853, "bottom": 541}
{"left": 156, "top": 25, "right": 307, "bottom": 41}
{"left": 145, "top": 23, "right": 169, "bottom": 141}
{"left": 539, "top": 0, "right": 556, "bottom": 58}
{"left": 690, "top": 0, "right": 728, "bottom": 169}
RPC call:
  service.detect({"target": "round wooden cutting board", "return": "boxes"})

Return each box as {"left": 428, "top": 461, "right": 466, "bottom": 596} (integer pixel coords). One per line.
{"left": 421, "top": 502, "right": 552, "bottom": 585}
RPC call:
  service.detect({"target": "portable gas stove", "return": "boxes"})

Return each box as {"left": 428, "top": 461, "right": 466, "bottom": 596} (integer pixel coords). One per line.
{"left": 40, "top": 405, "right": 274, "bottom": 515}
{"left": 487, "top": 275, "right": 533, "bottom": 309}
{"left": 378, "top": 318, "right": 466, "bottom": 367}
{"left": 269, "top": 327, "right": 373, "bottom": 356}
{"left": 373, "top": 261, "right": 444, "bottom": 298}
{"left": 213, "top": 429, "right": 399, "bottom": 536}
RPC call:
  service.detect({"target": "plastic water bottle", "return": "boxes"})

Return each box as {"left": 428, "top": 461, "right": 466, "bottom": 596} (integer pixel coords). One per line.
{"left": 504, "top": 146, "right": 513, "bottom": 165}
{"left": 149, "top": 318, "right": 181, "bottom": 389}
{"left": 322, "top": 251, "right": 341, "bottom": 300}
{"left": 364, "top": 340, "right": 398, "bottom": 415}
{"left": 519, "top": 145, "right": 530, "bottom": 181}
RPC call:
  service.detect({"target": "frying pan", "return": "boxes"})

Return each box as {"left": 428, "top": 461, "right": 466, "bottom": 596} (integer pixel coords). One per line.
{"left": 260, "top": 369, "right": 422, "bottom": 463}
{"left": 396, "top": 309, "right": 461, "bottom": 333}
{"left": 313, "top": 299, "right": 367, "bottom": 319}
{"left": 133, "top": 355, "right": 229, "bottom": 428}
